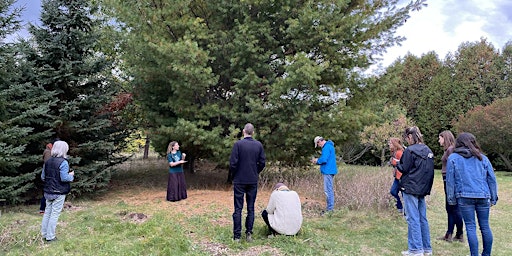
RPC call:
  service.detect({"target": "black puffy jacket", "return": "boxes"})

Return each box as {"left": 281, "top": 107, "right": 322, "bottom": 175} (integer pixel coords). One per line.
{"left": 397, "top": 143, "right": 435, "bottom": 196}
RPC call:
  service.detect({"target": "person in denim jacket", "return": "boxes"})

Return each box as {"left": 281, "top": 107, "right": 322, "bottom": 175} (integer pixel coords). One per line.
{"left": 446, "top": 132, "right": 498, "bottom": 256}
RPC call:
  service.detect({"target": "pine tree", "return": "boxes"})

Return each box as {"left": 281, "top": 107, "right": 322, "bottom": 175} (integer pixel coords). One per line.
{"left": 28, "top": 0, "right": 132, "bottom": 196}
{"left": 103, "top": 0, "right": 428, "bottom": 166}
{"left": 0, "top": 0, "right": 55, "bottom": 203}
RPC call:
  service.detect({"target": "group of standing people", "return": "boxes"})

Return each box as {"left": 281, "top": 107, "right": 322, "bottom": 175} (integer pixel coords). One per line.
{"left": 389, "top": 126, "right": 498, "bottom": 256}
{"left": 39, "top": 123, "right": 498, "bottom": 256}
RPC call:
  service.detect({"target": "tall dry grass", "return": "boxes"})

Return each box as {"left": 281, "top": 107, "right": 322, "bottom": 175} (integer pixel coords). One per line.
{"left": 258, "top": 163, "right": 396, "bottom": 212}
{"left": 114, "top": 156, "right": 398, "bottom": 212}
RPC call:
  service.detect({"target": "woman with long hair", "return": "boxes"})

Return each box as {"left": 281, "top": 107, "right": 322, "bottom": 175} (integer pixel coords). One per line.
{"left": 437, "top": 130, "right": 464, "bottom": 242}
{"left": 166, "top": 141, "right": 187, "bottom": 202}
{"left": 446, "top": 133, "right": 498, "bottom": 256}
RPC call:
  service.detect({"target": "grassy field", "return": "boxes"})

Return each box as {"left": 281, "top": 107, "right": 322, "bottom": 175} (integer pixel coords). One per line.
{"left": 1, "top": 157, "right": 511, "bottom": 256}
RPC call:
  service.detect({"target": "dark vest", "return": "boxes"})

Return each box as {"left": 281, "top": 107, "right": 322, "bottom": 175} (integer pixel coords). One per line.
{"left": 43, "top": 157, "right": 71, "bottom": 195}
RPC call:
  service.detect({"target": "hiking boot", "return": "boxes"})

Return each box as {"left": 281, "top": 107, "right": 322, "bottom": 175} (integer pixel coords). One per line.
{"left": 453, "top": 234, "right": 464, "bottom": 243}
{"left": 436, "top": 233, "right": 453, "bottom": 242}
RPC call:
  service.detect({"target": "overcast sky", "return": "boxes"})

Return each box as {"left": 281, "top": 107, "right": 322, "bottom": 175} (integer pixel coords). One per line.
{"left": 382, "top": 0, "right": 512, "bottom": 66}
{"left": 13, "top": 0, "right": 512, "bottom": 68}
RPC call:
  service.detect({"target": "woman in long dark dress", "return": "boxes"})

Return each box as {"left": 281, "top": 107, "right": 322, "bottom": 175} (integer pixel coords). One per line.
{"left": 166, "top": 141, "right": 187, "bottom": 202}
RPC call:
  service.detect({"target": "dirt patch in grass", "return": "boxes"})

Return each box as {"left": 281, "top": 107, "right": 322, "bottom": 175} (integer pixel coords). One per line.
{"left": 105, "top": 158, "right": 323, "bottom": 255}
{"left": 108, "top": 158, "right": 325, "bottom": 218}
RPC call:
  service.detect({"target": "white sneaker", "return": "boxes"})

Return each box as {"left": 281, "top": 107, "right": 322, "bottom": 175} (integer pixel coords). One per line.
{"left": 424, "top": 253, "right": 433, "bottom": 256}
{"left": 401, "top": 251, "right": 423, "bottom": 256}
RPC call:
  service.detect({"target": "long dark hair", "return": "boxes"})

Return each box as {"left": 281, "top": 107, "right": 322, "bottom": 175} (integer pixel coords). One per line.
{"left": 439, "top": 130, "right": 455, "bottom": 150}
{"left": 455, "top": 132, "right": 483, "bottom": 160}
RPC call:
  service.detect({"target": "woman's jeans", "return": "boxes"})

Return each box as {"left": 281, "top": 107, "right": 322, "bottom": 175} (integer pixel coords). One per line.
{"left": 443, "top": 180, "right": 463, "bottom": 236}
{"left": 41, "top": 194, "right": 66, "bottom": 240}
{"left": 323, "top": 174, "right": 335, "bottom": 211}
{"left": 458, "top": 197, "right": 493, "bottom": 256}
{"left": 403, "top": 192, "right": 432, "bottom": 254}
{"left": 390, "top": 178, "right": 403, "bottom": 210}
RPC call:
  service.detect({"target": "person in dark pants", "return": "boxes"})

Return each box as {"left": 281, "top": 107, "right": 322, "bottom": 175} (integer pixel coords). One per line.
{"left": 261, "top": 182, "right": 302, "bottom": 237}
{"left": 437, "top": 130, "right": 464, "bottom": 242}
{"left": 229, "top": 123, "right": 266, "bottom": 242}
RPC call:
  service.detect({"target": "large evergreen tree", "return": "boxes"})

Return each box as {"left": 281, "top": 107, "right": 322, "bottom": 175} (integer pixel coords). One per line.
{"left": 0, "top": 0, "right": 56, "bottom": 203}
{"left": 27, "top": 0, "right": 132, "bottom": 196}
{"left": 102, "top": 0, "right": 427, "bottom": 167}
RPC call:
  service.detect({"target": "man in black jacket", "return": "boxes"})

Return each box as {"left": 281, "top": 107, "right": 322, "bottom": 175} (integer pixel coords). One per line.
{"left": 229, "top": 123, "right": 266, "bottom": 242}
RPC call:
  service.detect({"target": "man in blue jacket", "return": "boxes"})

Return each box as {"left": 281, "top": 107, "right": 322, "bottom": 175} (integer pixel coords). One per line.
{"left": 311, "top": 136, "right": 338, "bottom": 214}
{"left": 229, "top": 123, "right": 266, "bottom": 242}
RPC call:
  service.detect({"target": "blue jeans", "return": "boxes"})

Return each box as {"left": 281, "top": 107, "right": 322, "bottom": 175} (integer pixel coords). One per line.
{"left": 443, "top": 180, "right": 463, "bottom": 236}
{"left": 41, "top": 194, "right": 66, "bottom": 240}
{"left": 323, "top": 174, "right": 335, "bottom": 211}
{"left": 232, "top": 183, "right": 258, "bottom": 239}
{"left": 403, "top": 192, "right": 432, "bottom": 254}
{"left": 458, "top": 197, "right": 493, "bottom": 256}
{"left": 390, "top": 178, "right": 403, "bottom": 210}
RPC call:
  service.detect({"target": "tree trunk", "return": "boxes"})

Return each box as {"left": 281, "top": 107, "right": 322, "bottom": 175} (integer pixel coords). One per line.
{"left": 380, "top": 147, "right": 386, "bottom": 168}
{"left": 187, "top": 156, "right": 195, "bottom": 173}
{"left": 498, "top": 153, "right": 512, "bottom": 171}
{"left": 143, "top": 136, "right": 150, "bottom": 159}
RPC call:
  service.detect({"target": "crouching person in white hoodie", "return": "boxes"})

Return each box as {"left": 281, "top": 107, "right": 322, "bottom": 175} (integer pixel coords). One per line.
{"left": 261, "top": 182, "right": 303, "bottom": 237}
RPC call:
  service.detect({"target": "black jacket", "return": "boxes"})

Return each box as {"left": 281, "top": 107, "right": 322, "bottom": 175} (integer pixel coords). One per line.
{"left": 43, "top": 157, "right": 71, "bottom": 195}
{"left": 229, "top": 137, "right": 266, "bottom": 184}
{"left": 397, "top": 143, "right": 434, "bottom": 196}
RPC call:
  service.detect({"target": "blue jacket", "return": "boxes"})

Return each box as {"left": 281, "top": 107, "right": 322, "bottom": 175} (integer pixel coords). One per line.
{"left": 316, "top": 140, "right": 338, "bottom": 175}
{"left": 446, "top": 147, "right": 498, "bottom": 205}
{"left": 229, "top": 137, "right": 266, "bottom": 184}
{"left": 397, "top": 143, "right": 434, "bottom": 196}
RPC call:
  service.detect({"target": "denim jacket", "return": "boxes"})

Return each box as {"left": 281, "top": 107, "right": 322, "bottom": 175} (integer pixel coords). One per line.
{"left": 446, "top": 148, "right": 498, "bottom": 205}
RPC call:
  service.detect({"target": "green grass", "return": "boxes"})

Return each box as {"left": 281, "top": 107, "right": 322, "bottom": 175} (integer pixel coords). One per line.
{"left": 1, "top": 159, "right": 511, "bottom": 255}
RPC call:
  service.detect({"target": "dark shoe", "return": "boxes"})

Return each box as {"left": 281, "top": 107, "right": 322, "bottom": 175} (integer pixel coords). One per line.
{"left": 246, "top": 233, "right": 253, "bottom": 242}
{"left": 436, "top": 233, "right": 453, "bottom": 242}
{"left": 45, "top": 237, "right": 57, "bottom": 243}
{"left": 453, "top": 234, "right": 464, "bottom": 243}
{"left": 320, "top": 210, "right": 332, "bottom": 216}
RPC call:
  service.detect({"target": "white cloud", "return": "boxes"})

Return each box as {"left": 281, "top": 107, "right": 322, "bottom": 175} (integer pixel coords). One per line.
{"left": 380, "top": 0, "right": 512, "bottom": 67}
